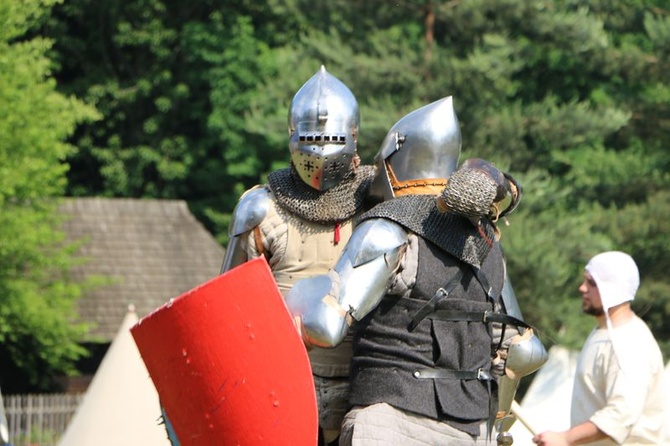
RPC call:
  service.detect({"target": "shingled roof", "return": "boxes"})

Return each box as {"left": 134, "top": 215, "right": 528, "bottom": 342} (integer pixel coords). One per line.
{"left": 59, "top": 198, "right": 225, "bottom": 342}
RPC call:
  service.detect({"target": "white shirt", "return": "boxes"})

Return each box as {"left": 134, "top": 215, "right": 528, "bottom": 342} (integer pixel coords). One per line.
{"left": 571, "top": 316, "right": 665, "bottom": 445}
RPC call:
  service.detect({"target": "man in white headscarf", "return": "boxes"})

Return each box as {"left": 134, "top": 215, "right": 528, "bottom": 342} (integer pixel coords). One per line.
{"left": 533, "top": 251, "right": 666, "bottom": 445}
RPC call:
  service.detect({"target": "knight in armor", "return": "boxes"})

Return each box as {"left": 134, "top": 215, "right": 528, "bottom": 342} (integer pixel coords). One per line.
{"left": 285, "top": 97, "right": 548, "bottom": 445}
{"left": 220, "top": 66, "right": 376, "bottom": 446}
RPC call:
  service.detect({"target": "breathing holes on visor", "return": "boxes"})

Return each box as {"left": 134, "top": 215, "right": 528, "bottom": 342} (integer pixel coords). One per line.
{"left": 299, "top": 134, "right": 346, "bottom": 143}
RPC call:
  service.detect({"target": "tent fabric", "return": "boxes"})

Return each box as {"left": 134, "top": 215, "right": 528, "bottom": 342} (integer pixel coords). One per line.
{"left": 0, "top": 386, "right": 8, "bottom": 445}
{"left": 508, "top": 345, "right": 670, "bottom": 446}
{"left": 507, "top": 345, "right": 579, "bottom": 445}
{"left": 58, "top": 306, "right": 170, "bottom": 446}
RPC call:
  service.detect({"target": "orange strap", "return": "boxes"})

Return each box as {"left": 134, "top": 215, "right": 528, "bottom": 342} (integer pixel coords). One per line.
{"left": 253, "top": 226, "right": 268, "bottom": 260}
{"left": 387, "top": 161, "right": 447, "bottom": 197}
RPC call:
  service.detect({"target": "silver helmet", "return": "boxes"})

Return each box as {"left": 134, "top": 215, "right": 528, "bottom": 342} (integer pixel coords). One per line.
{"left": 369, "top": 96, "right": 462, "bottom": 202}
{"left": 288, "top": 66, "right": 359, "bottom": 191}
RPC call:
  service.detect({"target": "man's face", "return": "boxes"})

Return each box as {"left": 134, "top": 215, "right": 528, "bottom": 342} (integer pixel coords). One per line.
{"left": 579, "top": 272, "right": 605, "bottom": 317}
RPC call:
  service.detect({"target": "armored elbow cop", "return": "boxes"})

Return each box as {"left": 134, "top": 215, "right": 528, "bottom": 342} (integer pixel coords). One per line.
{"left": 285, "top": 218, "right": 408, "bottom": 348}
{"left": 437, "top": 158, "right": 521, "bottom": 223}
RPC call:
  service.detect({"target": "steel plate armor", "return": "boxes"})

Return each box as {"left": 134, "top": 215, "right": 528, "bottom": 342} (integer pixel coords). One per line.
{"left": 368, "top": 96, "right": 461, "bottom": 202}
{"left": 286, "top": 218, "right": 408, "bottom": 347}
{"left": 289, "top": 66, "right": 359, "bottom": 191}
{"left": 220, "top": 186, "right": 270, "bottom": 273}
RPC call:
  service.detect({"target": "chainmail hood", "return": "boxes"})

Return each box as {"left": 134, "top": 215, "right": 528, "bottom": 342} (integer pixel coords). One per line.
{"left": 268, "top": 165, "right": 376, "bottom": 224}
{"left": 360, "top": 195, "right": 497, "bottom": 267}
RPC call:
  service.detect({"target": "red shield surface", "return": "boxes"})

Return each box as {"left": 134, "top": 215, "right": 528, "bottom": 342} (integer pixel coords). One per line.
{"left": 131, "top": 257, "right": 318, "bottom": 445}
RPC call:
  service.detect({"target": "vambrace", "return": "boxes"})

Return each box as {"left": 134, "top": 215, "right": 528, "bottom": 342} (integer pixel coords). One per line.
{"left": 220, "top": 186, "right": 270, "bottom": 273}
{"left": 493, "top": 271, "right": 548, "bottom": 445}
{"left": 496, "top": 328, "right": 547, "bottom": 434}
{"left": 285, "top": 218, "right": 408, "bottom": 348}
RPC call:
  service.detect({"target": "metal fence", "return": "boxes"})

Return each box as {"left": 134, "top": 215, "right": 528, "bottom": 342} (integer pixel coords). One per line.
{"left": 4, "top": 394, "right": 83, "bottom": 446}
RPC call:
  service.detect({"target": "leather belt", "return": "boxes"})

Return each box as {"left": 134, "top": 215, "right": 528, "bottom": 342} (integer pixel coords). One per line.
{"left": 412, "top": 367, "right": 493, "bottom": 381}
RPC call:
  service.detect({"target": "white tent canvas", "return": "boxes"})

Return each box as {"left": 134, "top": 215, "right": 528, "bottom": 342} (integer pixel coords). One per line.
{"left": 507, "top": 345, "right": 579, "bottom": 445}
{"left": 0, "top": 385, "right": 8, "bottom": 445}
{"left": 58, "top": 306, "right": 170, "bottom": 446}
{"left": 507, "top": 345, "right": 670, "bottom": 446}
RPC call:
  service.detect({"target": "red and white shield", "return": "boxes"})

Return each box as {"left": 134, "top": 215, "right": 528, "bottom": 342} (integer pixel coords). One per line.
{"left": 131, "top": 257, "right": 318, "bottom": 445}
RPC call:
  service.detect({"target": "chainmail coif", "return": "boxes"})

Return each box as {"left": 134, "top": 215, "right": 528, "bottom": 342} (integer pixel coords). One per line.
{"left": 268, "top": 165, "right": 376, "bottom": 224}
{"left": 360, "top": 195, "right": 497, "bottom": 267}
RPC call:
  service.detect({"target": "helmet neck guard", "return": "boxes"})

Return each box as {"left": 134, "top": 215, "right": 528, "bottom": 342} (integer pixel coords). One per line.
{"left": 268, "top": 165, "right": 375, "bottom": 224}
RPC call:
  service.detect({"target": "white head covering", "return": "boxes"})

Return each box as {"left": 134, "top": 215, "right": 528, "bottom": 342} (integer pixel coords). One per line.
{"left": 585, "top": 251, "right": 639, "bottom": 311}
{"left": 584, "top": 251, "right": 640, "bottom": 373}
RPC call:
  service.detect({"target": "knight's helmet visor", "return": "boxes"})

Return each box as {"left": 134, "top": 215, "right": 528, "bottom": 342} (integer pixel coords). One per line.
{"left": 288, "top": 66, "right": 359, "bottom": 191}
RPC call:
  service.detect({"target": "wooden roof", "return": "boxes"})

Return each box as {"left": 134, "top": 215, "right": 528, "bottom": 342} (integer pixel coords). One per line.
{"left": 60, "top": 198, "right": 225, "bottom": 342}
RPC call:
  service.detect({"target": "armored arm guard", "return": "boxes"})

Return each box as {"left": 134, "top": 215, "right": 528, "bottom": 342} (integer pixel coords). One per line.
{"left": 220, "top": 186, "right": 270, "bottom": 274}
{"left": 285, "top": 218, "right": 408, "bottom": 348}
{"left": 494, "top": 272, "right": 548, "bottom": 445}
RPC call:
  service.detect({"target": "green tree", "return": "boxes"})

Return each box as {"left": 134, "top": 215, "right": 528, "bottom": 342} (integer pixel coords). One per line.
{"left": 44, "top": 0, "right": 669, "bottom": 359}
{"left": 0, "top": 0, "right": 100, "bottom": 391}
{"left": 45, "top": 0, "right": 279, "bottom": 243}
{"left": 261, "top": 0, "right": 670, "bottom": 355}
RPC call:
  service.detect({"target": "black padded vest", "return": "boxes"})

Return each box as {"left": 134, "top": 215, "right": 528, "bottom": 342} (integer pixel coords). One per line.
{"left": 349, "top": 236, "right": 504, "bottom": 436}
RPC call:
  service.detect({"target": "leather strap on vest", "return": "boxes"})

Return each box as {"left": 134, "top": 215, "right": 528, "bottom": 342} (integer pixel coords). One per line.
{"left": 408, "top": 269, "right": 464, "bottom": 331}
{"left": 472, "top": 265, "right": 506, "bottom": 351}
{"left": 412, "top": 367, "right": 493, "bottom": 381}
{"left": 428, "top": 310, "right": 531, "bottom": 329}
{"left": 410, "top": 263, "right": 509, "bottom": 441}
{"left": 253, "top": 226, "right": 267, "bottom": 261}
{"left": 472, "top": 266, "right": 495, "bottom": 302}
{"left": 415, "top": 366, "right": 496, "bottom": 440}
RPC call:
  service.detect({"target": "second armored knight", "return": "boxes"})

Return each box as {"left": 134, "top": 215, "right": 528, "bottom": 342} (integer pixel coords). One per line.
{"left": 221, "top": 66, "right": 375, "bottom": 446}
{"left": 286, "top": 96, "right": 547, "bottom": 445}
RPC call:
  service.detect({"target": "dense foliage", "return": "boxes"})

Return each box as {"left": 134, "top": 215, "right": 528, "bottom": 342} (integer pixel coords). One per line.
{"left": 2, "top": 0, "right": 668, "bottom": 390}
{"left": 0, "top": 0, "right": 100, "bottom": 391}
